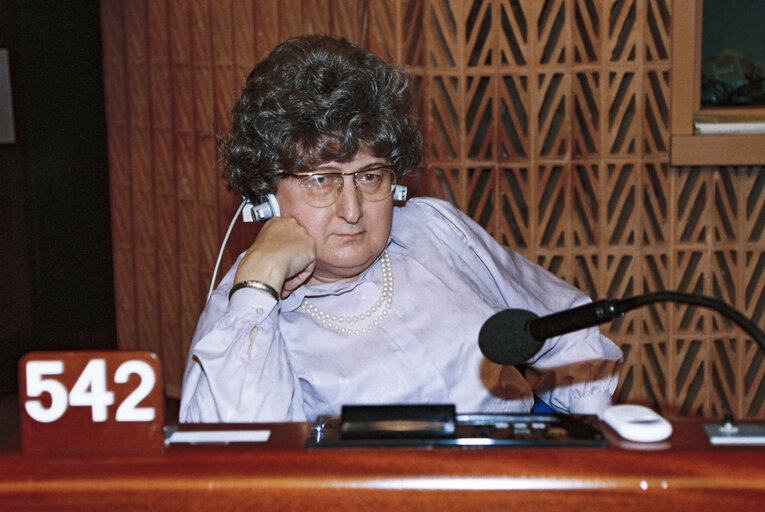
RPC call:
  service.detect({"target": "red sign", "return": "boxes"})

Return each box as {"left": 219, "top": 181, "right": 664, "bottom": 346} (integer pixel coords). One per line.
{"left": 19, "top": 351, "right": 164, "bottom": 453}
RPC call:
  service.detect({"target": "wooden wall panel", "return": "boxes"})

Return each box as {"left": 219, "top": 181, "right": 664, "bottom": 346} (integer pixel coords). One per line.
{"left": 100, "top": 0, "right": 765, "bottom": 419}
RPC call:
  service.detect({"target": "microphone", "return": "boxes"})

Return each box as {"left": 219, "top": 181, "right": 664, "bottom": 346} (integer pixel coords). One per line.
{"left": 479, "top": 292, "right": 765, "bottom": 366}
{"left": 478, "top": 299, "right": 621, "bottom": 366}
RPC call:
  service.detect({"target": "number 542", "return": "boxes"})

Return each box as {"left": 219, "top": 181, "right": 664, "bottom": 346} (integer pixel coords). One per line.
{"left": 25, "top": 359, "right": 157, "bottom": 423}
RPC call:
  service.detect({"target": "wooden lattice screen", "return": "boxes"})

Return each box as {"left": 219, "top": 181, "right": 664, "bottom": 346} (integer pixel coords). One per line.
{"left": 100, "top": 0, "right": 765, "bottom": 419}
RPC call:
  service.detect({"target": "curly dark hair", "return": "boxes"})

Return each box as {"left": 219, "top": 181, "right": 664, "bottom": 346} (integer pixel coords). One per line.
{"left": 220, "top": 35, "right": 423, "bottom": 203}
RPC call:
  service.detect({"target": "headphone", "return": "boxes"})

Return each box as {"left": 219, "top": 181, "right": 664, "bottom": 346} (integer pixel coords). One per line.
{"left": 241, "top": 185, "right": 408, "bottom": 222}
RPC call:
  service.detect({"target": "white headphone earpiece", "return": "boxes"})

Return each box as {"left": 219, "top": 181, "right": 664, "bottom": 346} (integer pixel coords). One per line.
{"left": 392, "top": 184, "right": 407, "bottom": 201}
{"left": 242, "top": 193, "right": 281, "bottom": 222}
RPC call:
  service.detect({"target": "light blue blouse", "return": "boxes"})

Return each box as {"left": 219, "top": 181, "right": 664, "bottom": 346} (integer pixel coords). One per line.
{"left": 180, "top": 197, "right": 622, "bottom": 423}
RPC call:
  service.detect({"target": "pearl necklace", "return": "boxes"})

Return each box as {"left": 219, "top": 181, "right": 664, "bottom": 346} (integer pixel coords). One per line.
{"left": 300, "top": 249, "right": 393, "bottom": 335}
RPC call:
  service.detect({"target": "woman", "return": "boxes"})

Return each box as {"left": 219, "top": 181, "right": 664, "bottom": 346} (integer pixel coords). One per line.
{"left": 180, "top": 35, "right": 622, "bottom": 423}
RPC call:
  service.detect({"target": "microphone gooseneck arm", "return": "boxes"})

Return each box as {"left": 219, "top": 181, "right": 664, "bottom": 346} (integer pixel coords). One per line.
{"left": 607, "top": 292, "right": 765, "bottom": 353}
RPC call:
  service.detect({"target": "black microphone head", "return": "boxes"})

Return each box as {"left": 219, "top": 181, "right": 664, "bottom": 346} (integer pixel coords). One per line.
{"left": 478, "top": 309, "right": 543, "bottom": 365}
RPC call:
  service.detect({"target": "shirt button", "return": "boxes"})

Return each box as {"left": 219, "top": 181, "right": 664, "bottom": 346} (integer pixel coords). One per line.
{"left": 256, "top": 308, "right": 264, "bottom": 315}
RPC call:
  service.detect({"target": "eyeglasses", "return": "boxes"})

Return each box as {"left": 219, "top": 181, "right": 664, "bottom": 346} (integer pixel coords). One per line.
{"left": 288, "top": 166, "right": 396, "bottom": 208}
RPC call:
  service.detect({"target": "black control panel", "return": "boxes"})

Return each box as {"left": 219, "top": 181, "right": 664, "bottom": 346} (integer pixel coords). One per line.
{"left": 307, "top": 406, "right": 606, "bottom": 448}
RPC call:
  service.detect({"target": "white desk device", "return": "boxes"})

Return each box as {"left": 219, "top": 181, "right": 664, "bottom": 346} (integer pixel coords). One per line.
{"left": 600, "top": 404, "right": 673, "bottom": 442}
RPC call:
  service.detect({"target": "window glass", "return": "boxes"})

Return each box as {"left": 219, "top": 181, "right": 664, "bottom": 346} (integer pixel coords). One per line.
{"left": 701, "top": 0, "right": 765, "bottom": 107}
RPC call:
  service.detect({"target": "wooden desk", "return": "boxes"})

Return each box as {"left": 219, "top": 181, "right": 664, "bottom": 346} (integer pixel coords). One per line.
{"left": 1, "top": 420, "right": 764, "bottom": 511}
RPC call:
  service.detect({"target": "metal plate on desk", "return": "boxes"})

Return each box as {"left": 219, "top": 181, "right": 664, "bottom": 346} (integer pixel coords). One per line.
{"left": 308, "top": 412, "right": 607, "bottom": 448}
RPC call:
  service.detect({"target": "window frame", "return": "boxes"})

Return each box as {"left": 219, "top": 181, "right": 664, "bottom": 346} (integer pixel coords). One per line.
{"left": 671, "top": 0, "right": 765, "bottom": 165}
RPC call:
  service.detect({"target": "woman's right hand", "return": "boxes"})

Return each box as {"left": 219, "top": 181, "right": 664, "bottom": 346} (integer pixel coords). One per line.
{"left": 233, "top": 217, "right": 316, "bottom": 299}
